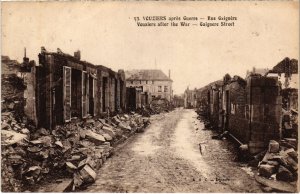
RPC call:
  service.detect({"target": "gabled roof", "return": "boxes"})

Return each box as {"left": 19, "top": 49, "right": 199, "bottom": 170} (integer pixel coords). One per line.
{"left": 125, "top": 69, "right": 172, "bottom": 81}
{"left": 269, "top": 57, "right": 298, "bottom": 74}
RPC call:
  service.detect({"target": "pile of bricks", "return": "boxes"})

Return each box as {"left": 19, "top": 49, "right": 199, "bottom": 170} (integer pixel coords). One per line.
{"left": 1, "top": 111, "right": 150, "bottom": 192}
{"left": 256, "top": 139, "right": 298, "bottom": 192}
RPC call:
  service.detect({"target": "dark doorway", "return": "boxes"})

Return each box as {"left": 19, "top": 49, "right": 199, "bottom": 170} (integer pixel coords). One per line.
{"left": 126, "top": 87, "right": 136, "bottom": 111}
{"left": 120, "top": 80, "right": 124, "bottom": 109}
{"left": 115, "top": 78, "right": 118, "bottom": 112}
{"left": 225, "top": 90, "right": 230, "bottom": 130}
{"left": 71, "top": 69, "right": 82, "bottom": 118}
{"left": 102, "top": 77, "right": 108, "bottom": 112}
{"left": 89, "top": 76, "right": 94, "bottom": 116}
{"left": 207, "top": 91, "right": 210, "bottom": 115}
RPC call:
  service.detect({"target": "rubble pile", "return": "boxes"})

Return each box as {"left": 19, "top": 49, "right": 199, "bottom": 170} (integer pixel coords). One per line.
{"left": 135, "top": 107, "right": 153, "bottom": 117}
{"left": 1, "top": 75, "right": 26, "bottom": 121}
{"left": 255, "top": 139, "right": 298, "bottom": 192}
{"left": 134, "top": 99, "right": 175, "bottom": 117}
{"left": 282, "top": 108, "right": 298, "bottom": 139}
{"left": 1, "top": 75, "right": 26, "bottom": 101}
{"left": 150, "top": 98, "right": 174, "bottom": 114}
{"left": 1, "top": 111, "right": 32, "bottom": 192}
{"left": 1, "top": 111, "right": 150, "bottom": 192}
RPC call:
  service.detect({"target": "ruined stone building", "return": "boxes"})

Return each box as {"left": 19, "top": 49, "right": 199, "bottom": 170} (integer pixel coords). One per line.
{"left": 194, "top": 80, "right": 223, "bottom": 115}
{"left": 183, "top": 87, "right": 197, "bottom": 108}
{"left": 126, "top": 86, "right": 143, "bottom": 111}
{"left": 1, "top": 56, "right": 20, "bottom": 76}
{"left": 267, "top": 58, "right": 298, "bottom": 138}
{"left": 199, "top": 69, "right": 282, "bottom": 154}
{"left": 183, "top": 57, "right": 297, "bottom": 154}
{"left": 267, "top": 58, "right": 298, "bottom": 111}
{"left": 267, "top": 57, "right": 298, "bottom": 89}
{"left": 207, "top": 82, "right": 223, "bottom": 128}
{"left": 173, "top": 94, "right": 184, "bottom": 107}
{"left": 26, "top": 48, "right": 126, "bottom": 129}
{"left": 125, "top": 69, "right": 173, "bottom": 101}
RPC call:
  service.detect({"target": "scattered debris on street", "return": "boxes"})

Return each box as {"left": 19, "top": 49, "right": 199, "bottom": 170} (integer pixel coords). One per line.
{"left": 253, "top": 139, "right": 298, "bottom": 192}
{"left": 1, "top": 110, "right": 150, "bottom": 192}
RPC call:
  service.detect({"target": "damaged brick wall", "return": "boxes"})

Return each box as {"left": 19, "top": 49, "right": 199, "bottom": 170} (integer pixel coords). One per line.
{"left": 224, "top": 77, "right": 249, "bottom": 143}
{"left": 109, "top": 76, "right": 116, "bottom": 113}
{"left": 23, "top": 66, "right": 37, "bottom": 125}
{"left": 247, "top": 75, "right": 282, "bottom": 154}
{"left": 208, "top": 85, "right": 221, "bottom": 128}
{"left": 198, "top": 74, "right": 282, "bottom": 154}
{"left": 126, "top": 87, "right": 143, "bottom": 111}
{"left": 36, "top": 48, "right": 126, "bottom": 129}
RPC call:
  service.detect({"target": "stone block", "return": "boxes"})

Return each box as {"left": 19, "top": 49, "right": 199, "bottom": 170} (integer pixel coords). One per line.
{"left": 112, "top": 116, "right": 121, "bottom": 125}
{"left": 118, "top": 122, "right": 131, "bottom": 131}
{"left": 267, "top": 160, "right": 279, "bottom": 168}
{"left": 276, "top": 165, "right": 294, "bottom": 182}
{"left": 102, "top": 133, "right": 113, "bottom": 141}
{"left": 283, "top": 138, "right": 297, "bottom": 148}
{"left": 268, "top": 140, "right": 280, "bottom": 153}
{"left": 80, "top": 164, "right": 96, "bottom": 184}
{"left": 85, "top": 130, "right": 105, "bottom": 145}
{"left": 285, "top": 148, "right": 298, "bottom": 162}
{"left": 258, "top": 164, "right": 276, "bottom": 178}
{"left": 286, "top": 156, "right": 298, "bottom": 172}
{"left": 102, "top": 126, "right": 116, "bottom": 138}
{"left": 65, "top": 162, "right": 77, "bottom": 173}
{"left": 1, "top": 130, "right": 27, "bottom": 145}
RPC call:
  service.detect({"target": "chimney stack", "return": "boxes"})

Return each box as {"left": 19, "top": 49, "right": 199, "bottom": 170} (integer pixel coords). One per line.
{"left": 74, "top": 50, "right": 81, "bottom": 60}
{"left": 23, "top": 47, "right": 29, "bottom": 64}
{"left": 168, "top": 69, "right": 171, "bottom": 78}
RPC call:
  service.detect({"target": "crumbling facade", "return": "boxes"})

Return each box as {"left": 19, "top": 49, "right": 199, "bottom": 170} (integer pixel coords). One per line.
{"left": 246, "top": 75, "right": 282, "bottom": 154}
{"left": 35, "top": 48, "right": 126, "bottom": 129}
{"left": 207, "top": 84, "right": 221, "bottom": 128}
{"left": 267, "top": 58, "right": 298, "bottom": 139}
{"left": 125, "top": 85, "right": 152, "bottom": 111}
{"left": 1, "top": 56, "right": 20, "bottom": 76}
{"left": 221, "top": 76, "right": 247, "bottom": 142}
{"left": 183, "top": 87, "right": 197, "bottom": 108}
{"left": 173, "top": 94, "right": 184, "bottom": 107}
{"left": 199, "top": 72, "right": 283, "bottom": 154}
{"left": 267, "top": 57, "right": 298, "bottom": 89}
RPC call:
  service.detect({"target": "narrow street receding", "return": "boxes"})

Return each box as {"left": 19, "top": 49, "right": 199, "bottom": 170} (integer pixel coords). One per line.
{"left": 1, "top": 2, "right": 298, "bottom": 193}
{"left": 85, "top": 109, "right": 263, "bottom": 193}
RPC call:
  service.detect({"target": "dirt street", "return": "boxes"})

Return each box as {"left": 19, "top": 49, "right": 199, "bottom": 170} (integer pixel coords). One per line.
{"left": 84, "top": 108, "right": 263, "bottom": 192}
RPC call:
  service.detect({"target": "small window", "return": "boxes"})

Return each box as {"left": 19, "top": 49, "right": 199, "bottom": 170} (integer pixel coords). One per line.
{"left": 140, "top": 80, "right": 142, "bottom": 84}
{"left": 164, "top": 86, "right": 168, "bottom": 92}
{"left": 146, "top": 81, "right": 148, "bottom": 84}
{"left": 131, "top": 81, "right": 133, "bottom": 84}
{"left": 231, "top": 103, "right": 235, "bottom": 114}
{"left": 158, "top": 86, "right": 162, "bottom": 92}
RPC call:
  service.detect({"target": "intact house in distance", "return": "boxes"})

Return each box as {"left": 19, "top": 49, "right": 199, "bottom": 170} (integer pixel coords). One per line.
{"left": 125, "top": 69, "right": 173, "bottom": 102}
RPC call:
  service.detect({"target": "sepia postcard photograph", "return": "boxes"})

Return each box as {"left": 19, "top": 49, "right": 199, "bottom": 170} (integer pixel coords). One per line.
{"left": 1, "top": 1, "right": 299, "bottom": 193}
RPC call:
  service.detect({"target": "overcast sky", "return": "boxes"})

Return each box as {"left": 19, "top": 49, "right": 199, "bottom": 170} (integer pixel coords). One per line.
{"left": 2, "top": 1, "right": 299, "bottom": 94}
